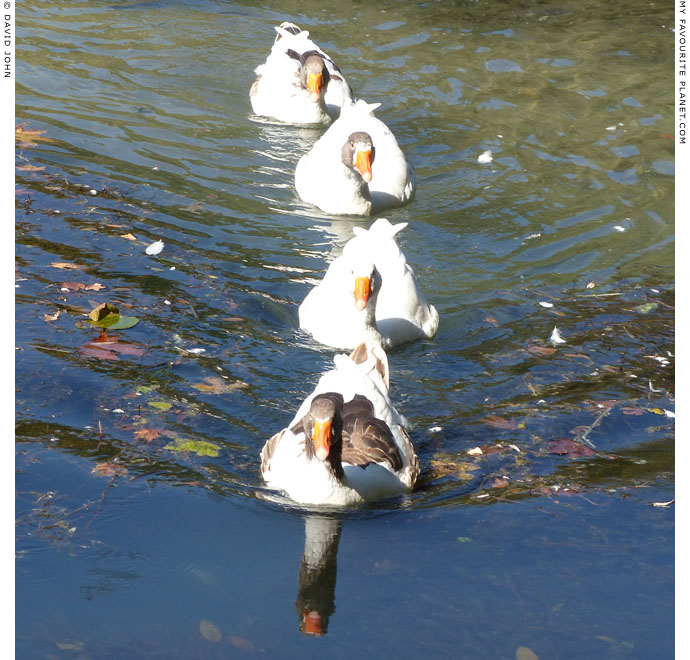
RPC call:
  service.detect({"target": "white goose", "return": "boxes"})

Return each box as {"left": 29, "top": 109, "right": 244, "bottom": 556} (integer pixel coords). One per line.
{"left": 294, "top": 100, "right": 416, "bottom": 215}
{"left": 260, "top": 343, "right": 419, "bottom": 506}
{"left": 250, "top": 21, "right": 353, "bottom": 124}
{"left": 299, "top": 218, "right": 439, "bottom": 349}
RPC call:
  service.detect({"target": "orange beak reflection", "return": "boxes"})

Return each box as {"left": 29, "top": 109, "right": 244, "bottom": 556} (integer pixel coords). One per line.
{"left": 354, "top": 148, "right": 373, "bottom": 182}
{"left": 354, "top": 275, "right": 371, "bottom": 311}
{"left": 307, "top": 72, "right": 323, "bottom": 102}
{"left": 302, "top": 609, "right": 323, "bottom": 636}
{"left": 312, "top": 419, "right": 331, "bottom": 461}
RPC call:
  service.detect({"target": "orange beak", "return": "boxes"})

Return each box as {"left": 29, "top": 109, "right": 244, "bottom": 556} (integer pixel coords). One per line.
{"left": 312, "top": 419, "right": 331, "bottom": 461}
{"left": 307, "top": 72, "right": 323, "bottom": 102}
{"left": 354, "top": 148, "right": 373, "bottom": 182}
{"left": 354, "top": 275, "right": 371, "bottom": 311}
{"left": 302, "top": 610, "right": 323, "bottom": 636}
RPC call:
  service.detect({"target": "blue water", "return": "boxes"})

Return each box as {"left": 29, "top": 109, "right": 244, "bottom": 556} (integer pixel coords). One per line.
{"left": 15, "top": 0, "right": 674, "bottom": 657}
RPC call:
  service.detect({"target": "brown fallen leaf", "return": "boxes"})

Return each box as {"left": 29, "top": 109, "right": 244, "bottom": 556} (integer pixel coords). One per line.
{"left": 480, "top": 415, "right": 519, "bottom": 430}
{"left": 86, "top": 283, "right": 105, "bottom": 291}
{"left": 133, "top": 428, "right": 163, "bottom": 444}
{"left": 81, "top": 334, "right": 146, "bottom": 361}
{"left": 51, "top": 262, "right": 85, "bottom": 270}
{"left": 92, "top": 462, "right": 128, "bottom": 477}
{"left": 527, "top": 344, "right": 557, "bottom": 356}
{"left": 491, "top": 477, "right": 509, "bottom": 489}
{"left": 621, "top": 407, "right": 644, "bottom": 416}
{"left": 548, "top": 438, "right": 596, "bottom": 457}
{"left": 485, "top": 316, "right": 499, "bottom": 326}
{"left": 43, "top": 310, "right": 61, "bottom": 322}
{"left": 193, "top": 377, "right": 248, "bottom": 394}
{"left": 15, "top": 124, "right": 58, "bottom": 147}
{"left": 121, "top": 233, "right": 137, "bottom": 241}
{"left": 16, "top": 163, "right": 45, "bottom": 172}
{"left": 60, "top": 281, "right": 87, "bottom": 291}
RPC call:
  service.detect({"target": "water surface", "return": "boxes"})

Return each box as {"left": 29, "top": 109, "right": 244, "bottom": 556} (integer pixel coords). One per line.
{"left": 16, "top": 0, "right": 674, "bottom": 657}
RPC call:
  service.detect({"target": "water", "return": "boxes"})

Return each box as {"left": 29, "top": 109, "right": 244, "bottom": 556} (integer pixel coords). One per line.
{"left": 15, "top": 0, "right": 674, "bottom": 657}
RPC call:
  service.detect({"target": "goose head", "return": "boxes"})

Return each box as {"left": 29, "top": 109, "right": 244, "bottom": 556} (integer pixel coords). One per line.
{"left": 299, "top": 54, "right": 330, "bottom": 103}
{"left": 301, "top": 394, "right": 345, "bottom": 478}
{"left": 341, "top": 132, "right": 374, "bottom": 183}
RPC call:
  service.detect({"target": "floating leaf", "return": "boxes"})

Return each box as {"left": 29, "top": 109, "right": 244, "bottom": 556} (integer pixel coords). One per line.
{"left": 50, "top": 262, "right": 84, "bottom": 270}
{"left": 485, "top": 316, "right": 499, "bottom": 326}
{"left": 88, "top": 302, "right": 139, "bottom": 330}
{"left": 81, "top": 333, "right": 146, "bottom": 361}
{"left": 200, "top": 620, "right": 222, "bottom": 643}
{"left": 149, "top": 401, "right": 172, "bottom": 411}
{"left": 92, "top": 462, "right": 128, "bottom": 477}
{"left": 193, "top": 377, "right": 248, "bottom": 394}
{"left": 133, "top": 428, "right": 163, "bottom": 443}
{"left": 527, "top": 344, "right": 556, "bottom": 356}
{"left": 15, "top": 124, "right": 58, "bottom": 147}
{"left": 165, "top": 439, "right": 220, "bottom": 457}
{"left": 647, "top": 408, "right": 665, "bottom": 415}
{"left": 621, "top": 407, "right": 644, "bottom": 416}
{"left": 43, "top": 310, "right": 61, "bottom": 322}
{"left": 635, "top": 302, "right": 658, "bottom": 314}
{"left": 548, "top": 438, "right": 596, "bottom": 457}
{"left": 480, "top": 415, "right": 519, "bottom": 430}
{"left": 121, "top": 233, "right": 137, "bottom": 241}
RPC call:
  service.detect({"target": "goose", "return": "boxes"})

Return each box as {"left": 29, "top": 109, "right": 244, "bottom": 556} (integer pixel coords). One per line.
{"left": 294, "top": 100, "right": 415, "bottom": 215}
{"left": 250, "top": 21, "right": 353, "bottom": 124}
{"left": 299, "top": 218, "right": 439, "bottom": 349}
{"left": 260, "top": 343, "right": 419, "bottom": 506}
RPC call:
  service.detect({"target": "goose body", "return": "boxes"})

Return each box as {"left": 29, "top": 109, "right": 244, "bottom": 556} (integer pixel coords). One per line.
{"left": 299, "top": 218, "right": 439, "bottom": 349}
{"left": 250, "top": 22, "right": 353, "bottom": 124}
{"left": 295, "top": 100, "right": 416, "bottom": 215}
{"left": 260, "top": 343, "right": 419, "bottom": 506}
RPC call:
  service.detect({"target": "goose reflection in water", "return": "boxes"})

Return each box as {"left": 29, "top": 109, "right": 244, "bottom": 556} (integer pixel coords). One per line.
{"left": 294, "top": 515, "right": 342, "bottom": 636}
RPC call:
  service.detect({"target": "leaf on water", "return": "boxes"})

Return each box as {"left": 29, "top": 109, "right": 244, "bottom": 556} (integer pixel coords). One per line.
{"left": 87, "top": 302, "right": 139, "bottom": 330}
{"left": 50, "top": 262, "right": 84, "bottom": 270}
{"left": 81, "top": 334, "right": 146, "bottom": 361}
{"left": 647, "top": 408, "right": 665, "bottom": 415}
{"left": 491, "top": 477, "right": 509, "bottom": 489}
{"left": 548, "top": 438, "right": 596, "bottom": 457}
{"left": 133, "top": 428, "right": 163, "bottom": 443}
{"left": 480, "top": 415, "right": 519, "bottom": 430}
{"left": 92, "top": 462, "right": 128, "bottom": 477}
{"left": 634, "top": 302, "right": 659, "bottom": 314}
{"left": 149, "top": 401, "right": 172, "bottom": 411}
{"left": 121, "top": 233, "right": 137, "bottom": 241}
{"left": 15, "top": 124, "right": 58, "bottom": 147}
{"left": 145, "top": 240, "right": 165, "bottom": 256}
{"left": 516, "top": 645, "right": 540, "bottom": 660}
{"left": 165, "top": 439, "right": 220, "bottom": 457}
{"left": 86, "top": 283, "right": 105, "bottom": 291}
{"left": 16, "top": 163, "right": 45, "bottom": 172}
{"left": 527, "top": 344, "right": 557, "bottom": 356}
{"left": 485, "top": 316, "right": 499, "bottom": 326}
{"left": 193, "top": 377, "right": 249, "bottom": 394}
{"left": 43, "top": 310, "right": 61, "bottom": 322}
{"left": 467, "top": 446, "right": 483, "bottom": 456}
{"left": 200, "top": 620, "right": 222, "bottom": 643}
{"left": 229, "top": 635, "right": 256, "bottom": 652}
{"left": 621, "top": 407, "right": 644, "bottom": 416}
{"left": 430, "top": 457, "right": 479, "bottom": 480}
{"left": 136, "top": 384, "right": 159, "bottom": 393}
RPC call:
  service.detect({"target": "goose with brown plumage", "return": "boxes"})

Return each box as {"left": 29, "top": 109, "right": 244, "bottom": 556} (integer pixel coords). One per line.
{"left": 260, "top": 343, "right": 419, "bottom": 506}
{"left": 250, "top": 21, "right": 353, "bottom": 125}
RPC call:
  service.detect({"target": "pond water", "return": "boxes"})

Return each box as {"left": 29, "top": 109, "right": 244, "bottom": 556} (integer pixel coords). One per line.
{"left": 15, "top": 0, "right": 675, "bottom": 658}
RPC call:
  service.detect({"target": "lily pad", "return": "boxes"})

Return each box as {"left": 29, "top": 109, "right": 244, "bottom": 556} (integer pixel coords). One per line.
{"left": 88, "top": 302, "right": 139, "bottom": 330}
{"left": 148, "top": 401, "right": 172, "bottom": 411}
{"left": 165, "top": 439, "right": 220, "bottom": 457}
